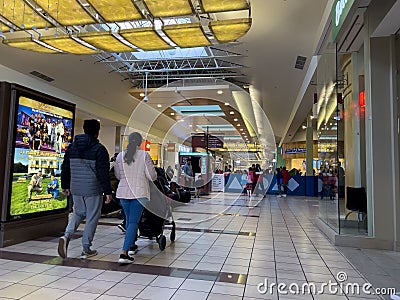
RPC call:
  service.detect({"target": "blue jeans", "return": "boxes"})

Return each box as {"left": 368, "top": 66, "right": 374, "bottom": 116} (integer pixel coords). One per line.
{"left": 120, "top": 198, "right": 146, "bottom": 252}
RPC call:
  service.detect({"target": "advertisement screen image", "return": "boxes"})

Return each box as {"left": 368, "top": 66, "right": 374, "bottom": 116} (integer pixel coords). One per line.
{"left": 10, "top": 96, "right": 74, "bottom": 217}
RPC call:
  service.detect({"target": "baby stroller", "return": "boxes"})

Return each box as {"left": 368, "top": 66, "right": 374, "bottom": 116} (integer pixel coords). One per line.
{"left": 138, "top": 167, "right": 176, "bottom": 250}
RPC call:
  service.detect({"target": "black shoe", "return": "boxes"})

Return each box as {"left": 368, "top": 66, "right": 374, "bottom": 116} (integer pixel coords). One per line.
{"left": 57, "top": 236, "right": 70, "bottom": 259}
{"left": 117, "top": 223, "right": 126, "bottom": 233}
{"left": 128, "top": 245, "right": 138, "bottom": 256}
{"left": 80, "top": 249, "right": 98, "bottom": 259}
{"left": 118, "top": 253, "right": 134, "bottom": 264}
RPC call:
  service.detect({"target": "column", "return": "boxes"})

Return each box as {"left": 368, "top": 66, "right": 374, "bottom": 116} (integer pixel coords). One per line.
{"left": 306, "top": 117, "right": 314, "bottom": 176}
{"left": 364, "top": 13, "right": 398, "bottom": 246}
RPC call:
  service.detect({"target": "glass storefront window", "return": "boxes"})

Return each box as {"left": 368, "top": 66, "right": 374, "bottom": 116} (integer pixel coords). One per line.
{"left": 317, "top": 40, "right": 340, "bottom": 233}
{"left": 317, "top": 37, "right": 368, "bottom": 236}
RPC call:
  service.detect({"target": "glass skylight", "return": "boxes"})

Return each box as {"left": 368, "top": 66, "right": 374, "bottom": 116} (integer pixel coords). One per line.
{"left": 171, "top": 105, "right": 225, "bottom": 116}
{"left": 133, "top": 47, "right": 209, "bottom": 60}
{"left": 197, "top": 124, "right": 236, "bottom": 131}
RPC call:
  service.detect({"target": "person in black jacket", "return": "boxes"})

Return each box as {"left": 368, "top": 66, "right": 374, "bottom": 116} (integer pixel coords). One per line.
{"left": 58, "top": 119, "right": 112, "bottom": 259}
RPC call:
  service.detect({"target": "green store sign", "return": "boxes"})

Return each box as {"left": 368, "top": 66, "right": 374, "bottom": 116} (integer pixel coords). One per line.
{"left": 331, "top": 0, "right": 356, "bottom": 41}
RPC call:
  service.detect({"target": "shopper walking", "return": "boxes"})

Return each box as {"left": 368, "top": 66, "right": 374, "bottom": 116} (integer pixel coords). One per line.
{"left": 114, "top": 132, "right": 157, "bottom": 264}
{"left": 58, "top": 119, "right": 112, "bottom": 259}
{"left": 246, "top": 167, "right": 254, "bottom": 198}
{"left": 281, "top": 167, "right": 290, "bottom": 197}
{"left": 182, "top": 158, "right": 193, "bottom": 191}
{"left": 276, "top": 168, "right": 283, "bottom": 197}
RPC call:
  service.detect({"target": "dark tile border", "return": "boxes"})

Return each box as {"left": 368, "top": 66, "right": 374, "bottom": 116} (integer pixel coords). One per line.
{"left": 174, "top": 211, "right": 260, "bottom": 218}
{"left": 95, "top": 222, "right": 256, "bottom": 237}
{"left": 0, "top": 250, "right": 247, "bottom": 284}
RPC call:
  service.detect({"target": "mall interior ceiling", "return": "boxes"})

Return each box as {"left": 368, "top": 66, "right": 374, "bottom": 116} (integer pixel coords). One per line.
{"left": 0, "top": 0, "right": 334, "bottom": 158}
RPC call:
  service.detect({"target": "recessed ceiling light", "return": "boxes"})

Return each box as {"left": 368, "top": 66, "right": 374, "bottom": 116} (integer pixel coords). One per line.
{"left": 218, "top": 90, "right": 224, "bottom": 95}
{"left": 189, "top": 124, "right": 193, "bottom": 127}
{"left": 224, "top": 102, "right": 229, "bottom": 106}
{"left": 240, "top": 128, "right": 244, "bottom": 131}
{"left": 229, "top": 111, "right": 234, "bottom": 115}
{"left": 237, "top": 124, "right": 240, "bottom": 126}
{"left": 234, "top": 118, "right": 238, "bottom": 121}
{"left": 157, "top": 104, "right": 162, "bottom": 108}
{"left": 170, "top": 112, "right": 175, "bottom": 116}
{"left": 140, "top": 92, "right": 145, "bottom": 97}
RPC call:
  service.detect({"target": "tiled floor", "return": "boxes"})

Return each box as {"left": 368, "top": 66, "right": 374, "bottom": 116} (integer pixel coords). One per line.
{"left": 0, "top": 193, "right": 396, "bottom": 299}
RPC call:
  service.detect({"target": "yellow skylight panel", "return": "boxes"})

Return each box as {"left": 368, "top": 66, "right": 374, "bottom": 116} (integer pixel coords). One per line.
{"left": 163, "top": 23, "right": 211, "bottom": 48}
{"left": 143, "top": 0, "right": 194, "bottom": 17}
{"left": 209, "top": 18, "right": 252, "bottom": 43}
{"left": 79, "top": 31, "right": 135, "bottom": 53}
{"left": 119, "top": 28, "right": 172, "bottom": 51}
{"left": 3, "top": 38, "right": 59, "bottom": 53}
{"left": 200, "top": 0, "right": 249, "bottom": 13}
{"left": 0, "top": 0, "right": 48, "bottom": 29}
{"left": 35, "top": 0, "right": 95, "bottom": 26}
{"left": 40, "top": 35, "right": 98, "bottom": 54}
{"left": 87, "top": 0, "right": 143, "bottom": 22}
{"left": 0, "top": 22, "right": 10, "bottom": 32}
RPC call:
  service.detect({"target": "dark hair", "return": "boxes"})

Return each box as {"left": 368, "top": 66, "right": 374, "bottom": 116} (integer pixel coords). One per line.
{"left": 124, "top": 132, "right": 142, "bottom": 165}
{"left": 83, "top": 119, "right": 100, "bottom": 136}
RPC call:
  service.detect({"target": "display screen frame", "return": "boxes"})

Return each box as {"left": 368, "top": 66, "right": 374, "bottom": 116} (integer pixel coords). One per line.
{"left": 6, "top": 84, "right": 76, "bottom": 221}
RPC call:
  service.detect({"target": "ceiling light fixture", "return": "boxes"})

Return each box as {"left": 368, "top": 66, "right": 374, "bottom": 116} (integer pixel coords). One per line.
{"left": 224, "top": 102, "right": 229, "bottom": 105}
{"left": 218, "top": 90, "right": 224, "bottom": 95}
{"left": 234, "top": 118, "right": 238, "bottom": 121}
{"left": 170, "top": 112, "right": 175, "bottom": 116}
{"left": 157, "top": 104, "right": 162, "bottom": 108}
{"left": 229, "top": 111, "right": 234, "bottom": 115}
{"left": 240, "top": 128, "right": 243, "bottom": 131}
{"left": 237, "top": 124, "right": 240, "bottom": 126}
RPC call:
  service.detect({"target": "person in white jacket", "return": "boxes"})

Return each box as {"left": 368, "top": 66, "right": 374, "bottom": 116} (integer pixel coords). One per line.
{"left": 114, "top": 132, "right": 157, "bottom": 264}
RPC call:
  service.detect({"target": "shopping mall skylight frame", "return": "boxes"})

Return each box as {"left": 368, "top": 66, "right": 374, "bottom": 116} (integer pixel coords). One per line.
{"left": 0, "top": 0, "right": 252, "bottom": 54}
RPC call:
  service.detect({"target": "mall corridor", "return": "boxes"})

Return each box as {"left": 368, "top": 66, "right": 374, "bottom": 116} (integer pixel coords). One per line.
{"left": 1, "top": 0, "right": 400, "bottom": 299}
{"left": 0, "top": 194, "right": 396, "bottom": 300}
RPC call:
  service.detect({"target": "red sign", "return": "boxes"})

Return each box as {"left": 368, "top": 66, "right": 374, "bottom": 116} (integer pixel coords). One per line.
{"left": 359, "top": 91, "right": 365, "bottom": 107}
{"left": 167, "top": 143, "right": 175, "bottom": 152}
{"left": 141, "top": 140, "right": 151, "bottom": 151}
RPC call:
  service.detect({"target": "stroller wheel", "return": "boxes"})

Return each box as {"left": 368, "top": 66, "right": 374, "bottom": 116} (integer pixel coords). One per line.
{"left": 158, "top": 235, "right": 166, "bottom": 251}
{"left": 170, "top": 221, "right": 176, "bottom": 242}
{"left": 170, "top": 230, "right": 175, "bottom": 242}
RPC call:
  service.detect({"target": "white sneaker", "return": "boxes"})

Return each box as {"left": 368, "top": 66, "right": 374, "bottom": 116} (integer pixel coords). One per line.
{"left": 277, "top": 195, "right": 282, "bottom": 198}
{"left": 283, "top": 194, "right": 287, "bottom": 197}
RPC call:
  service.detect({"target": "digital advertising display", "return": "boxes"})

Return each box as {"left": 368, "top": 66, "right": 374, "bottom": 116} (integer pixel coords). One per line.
{"left": 9, "top": 95, "right": 74, "bottom": 218}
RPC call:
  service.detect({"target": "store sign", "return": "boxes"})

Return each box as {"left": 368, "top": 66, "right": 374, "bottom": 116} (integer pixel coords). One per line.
{"left": 331, "top": 0, "right": 355, "bottom": 41}
{"left": 212, "top": 174, "right": 225, "bottom": 192}
{"left": 192, "top": 135, "right": 224, "bottom": 149}
{"left": 285, "top": 148, "right": 306, "bottom": 154}
{"left": 167, "top": 143, "right": 175, "bottom": 152}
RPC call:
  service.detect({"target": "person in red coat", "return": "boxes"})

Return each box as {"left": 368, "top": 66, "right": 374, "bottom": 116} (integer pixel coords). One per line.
{"left": 281, "top": 167, "right": 290, "bottom": 197}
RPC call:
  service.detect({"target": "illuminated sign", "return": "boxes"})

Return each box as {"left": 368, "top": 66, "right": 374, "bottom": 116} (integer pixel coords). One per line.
{"left": 331, "top": 0, "right": 355, "bottom": 41}
{"left": 285, "top": 148, "right": 307, "bottom": 154}
{"left": 192, "top": 135, "right": 224, "bottom": 149}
